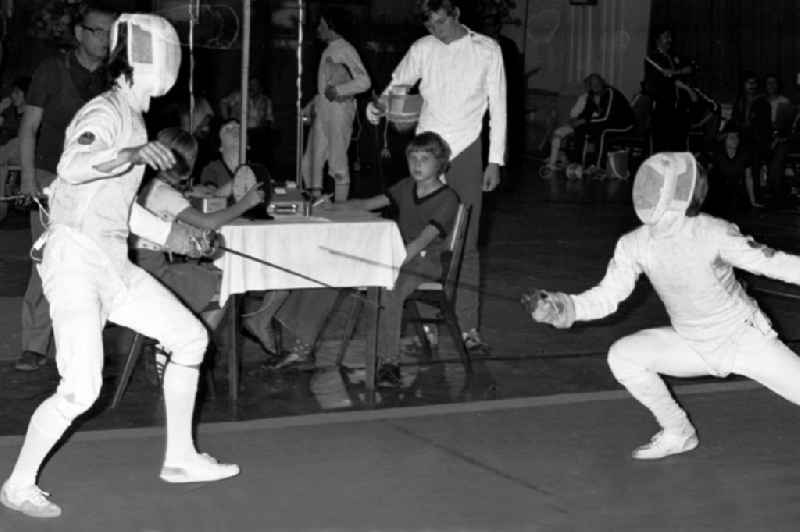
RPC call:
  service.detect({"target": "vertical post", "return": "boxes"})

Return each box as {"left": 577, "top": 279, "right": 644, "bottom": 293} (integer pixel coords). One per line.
{"left": 295, "top": 0, "right": 304, "bottom": 187}
{"left": 188, "top": 0, "right": 198, "bottom": 136}
{"left": 240, "top": 0, "right": 251, "bottom": 165}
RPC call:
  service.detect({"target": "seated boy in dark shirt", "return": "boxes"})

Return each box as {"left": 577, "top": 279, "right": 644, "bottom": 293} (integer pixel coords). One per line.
{"left": 320, "top": 131, "right": 460, "bottom": 386}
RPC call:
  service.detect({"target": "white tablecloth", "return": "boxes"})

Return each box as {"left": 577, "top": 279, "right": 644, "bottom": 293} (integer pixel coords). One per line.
{"left": 214, "top": 212, "right": 407, "bottom": 306}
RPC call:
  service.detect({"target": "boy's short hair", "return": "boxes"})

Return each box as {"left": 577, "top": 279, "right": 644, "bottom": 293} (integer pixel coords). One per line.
{"left": 405, "top": 131, "right": 452, "bottom": 174}
{"left": 157, "top": 127, "right": 198, "bottom": 180}
{"left": 416, "top": 0, "right": 458, "bottom": 23}
{"left": 74, "top": 1, "right": 118, "bottom": 30}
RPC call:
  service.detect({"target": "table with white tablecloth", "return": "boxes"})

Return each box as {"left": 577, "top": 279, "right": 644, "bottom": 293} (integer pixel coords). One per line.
{"left": 214, "top": 212, "right": 407, "bottom": 401}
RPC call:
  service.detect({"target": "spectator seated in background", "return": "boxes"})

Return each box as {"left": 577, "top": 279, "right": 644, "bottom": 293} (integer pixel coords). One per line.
{"left": 706, "top": 126, "right": 762, "bottom": 219}
{"left": 542, "top": 75, "right": 591, "bottom": 176}
{"left": 0, "top": 76, "right": 30, "bottom": 153}
{"left": 193, "top": 119, "right": 242, "bottom": 198}
{"left": 580, "top": 74, "right": 636, "bottom": 173}
{"left": 0, "top": 76, "right": 31, "bottom": 180}
{"left": 131, "top": 127, "right": 265, "bottom": 367}
{"left": 542, "top": 74, "right": 634, "bottom": 177}
{"left": 219, "top": 77, "right": 274, "bottom": 169}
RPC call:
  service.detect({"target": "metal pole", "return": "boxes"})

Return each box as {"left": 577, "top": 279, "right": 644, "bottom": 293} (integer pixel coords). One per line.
{"left": 188, "top": 0, "right": 197, "bottom": 135}
{"left": 240, "top": 0, "right": 251, "bottom": 165}
{"left": 295, "top": 0, "right": 304, "bottom": 187}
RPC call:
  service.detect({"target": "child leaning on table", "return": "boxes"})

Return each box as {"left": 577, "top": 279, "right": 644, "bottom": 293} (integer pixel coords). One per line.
{"left": 321, "top": 131, "right": 460, "bottom": 387}
{"left": 131, "top": 127, "right": 264, "bottom": 369}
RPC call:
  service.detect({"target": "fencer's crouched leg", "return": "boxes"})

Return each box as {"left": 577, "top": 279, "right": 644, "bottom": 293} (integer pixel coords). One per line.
{"left": 607, "top": 328, "right": 707, "bottom": 459}
{"left": 109, "top": 267, "right": 238, "bottom": 483}
{"left": 731, "top": 316, "right": 800, "bottom": 406}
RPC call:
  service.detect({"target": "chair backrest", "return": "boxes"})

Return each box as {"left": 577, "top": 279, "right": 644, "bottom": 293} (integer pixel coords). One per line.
{"left": 441, "top": 204, "right": 470, "bottom": 300}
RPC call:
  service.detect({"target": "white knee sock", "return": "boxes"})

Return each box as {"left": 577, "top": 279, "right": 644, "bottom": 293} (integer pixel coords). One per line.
{"left": 162, "top": 363, "right": 200, "bottom": 464}
{"left": 7, "top": 396, "right": 73, "bottom": 488}
{"left": 619, "top": 373, "right": 691, "bottom": 433}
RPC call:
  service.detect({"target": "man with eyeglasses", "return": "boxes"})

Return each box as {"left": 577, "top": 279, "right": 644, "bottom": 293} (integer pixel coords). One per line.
{"left": 367, "top": 0, "right": 507, "bottom": 355}
{"left": 15, "top": 3, "right": 116, "bottom": 372}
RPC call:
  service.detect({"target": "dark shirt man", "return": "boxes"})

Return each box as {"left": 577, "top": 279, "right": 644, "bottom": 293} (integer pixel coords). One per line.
{"left": 15, "top": 5, "right": 115, "bottom": 371}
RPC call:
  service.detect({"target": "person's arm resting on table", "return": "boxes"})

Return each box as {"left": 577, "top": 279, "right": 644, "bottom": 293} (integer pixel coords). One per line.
{"left": 175, "top": 184, "right": 264, "bottom": 231}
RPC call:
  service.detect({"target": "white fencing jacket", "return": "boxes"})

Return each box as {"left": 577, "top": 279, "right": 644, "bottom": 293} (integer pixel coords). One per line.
{"left": 48, "top": 85, "right": 171, "bottom": 273}
{"left": 571, "top": 214, "right": 800, "bottom": 371}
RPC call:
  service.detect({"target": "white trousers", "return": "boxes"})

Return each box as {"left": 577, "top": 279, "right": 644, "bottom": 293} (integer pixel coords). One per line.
{"left": 39, "top": 227, "right": 207, "bottom": 420}
{"left": 301, "top": 96, "right": 355, "bottom": 191}
{"left": 607, "top": 321, "right": 800, "bottom": 432}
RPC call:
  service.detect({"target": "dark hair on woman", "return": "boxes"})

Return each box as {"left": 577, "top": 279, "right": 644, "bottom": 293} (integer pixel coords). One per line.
{"left": 319, "top": 7, "right": 354, "bottom": 38}
{"left": 406, "top": 131, "right": 452, "bottom": 174}
{"left": 105, "top": 22, "right": 133, "bottom": 90}
{"left": 12, "top": 76, "right": 31, "bottom": 95}
{"left": 416, "top": 0, "right": 459, "bottom": 23}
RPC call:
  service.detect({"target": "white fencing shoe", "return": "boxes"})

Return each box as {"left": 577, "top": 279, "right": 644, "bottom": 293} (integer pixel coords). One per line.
{"left": 1, "top": 481, "right": 62, "bottom": 518}
{"left": 632, "top": 427, "right": 699, "bottom": 460}
{"left": 160, "top": 452, "right": 240, "bottom": 483}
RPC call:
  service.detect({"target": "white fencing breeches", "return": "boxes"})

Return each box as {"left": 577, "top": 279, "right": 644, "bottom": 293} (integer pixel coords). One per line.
{"left": 607, "top": 323, "right": 800, "bottom": 432}
{"left": 302, "top": 98, "right": 355, "bottom": 191}
{"left": 39, "top": 228, "right": 207, "bottom": 426}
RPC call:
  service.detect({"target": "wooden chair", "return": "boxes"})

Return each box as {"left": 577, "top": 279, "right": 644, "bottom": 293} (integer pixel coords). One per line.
{"left": 333, "top": 204, "right": 473, "bottom": 374}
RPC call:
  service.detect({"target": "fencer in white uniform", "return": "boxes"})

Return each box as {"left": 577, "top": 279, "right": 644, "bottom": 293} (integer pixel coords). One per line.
{"left": 301, "top": 11, "right": 370, "bottom": 201}
{"left": 1, "top": 14, "right": 238, "bottom": 519}
{"left": 526, "top": 152, "right": 800, "bottom": 460}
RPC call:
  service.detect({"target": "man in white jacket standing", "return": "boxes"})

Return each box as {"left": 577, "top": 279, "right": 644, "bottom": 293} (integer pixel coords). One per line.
{"left": 367, "top": 0, "right": 507, "bottom": 352}
{"left": 1, "top": 14, "right": 238, "bottom": 520}
{"left": 525, "top": 152, "right": 800, "bottom": 460}
{"left": 302, "top": 8, "right": 371, "bottom": 202}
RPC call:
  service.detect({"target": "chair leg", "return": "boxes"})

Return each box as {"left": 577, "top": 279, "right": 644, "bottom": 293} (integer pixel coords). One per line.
{"left": 405, "top": 300, "right": 433, "bottom": 363}
{"left": 313, "top": 289, "right": 350, "bottom": 363}
{"left": 442, "top": 304, "right": 472, "bottom": 375}
{"left": 227, "top": 294, "right": 241, "bottom": 404}
{"left": 112, "top": 331, "right": 145, "bottom": 409}
{"left": 335, "top": 292, "right": 363, "bottom": 367}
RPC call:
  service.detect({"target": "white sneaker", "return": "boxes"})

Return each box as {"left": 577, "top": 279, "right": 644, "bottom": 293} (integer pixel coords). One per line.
{"left": 632, "top": 428, "right": 699, "bottom": 460}
{"left": 161, "top": 452, "right": 240, "bottom": 484}
{"left": 0, "top": 481, "right": 62, "bottom": 518}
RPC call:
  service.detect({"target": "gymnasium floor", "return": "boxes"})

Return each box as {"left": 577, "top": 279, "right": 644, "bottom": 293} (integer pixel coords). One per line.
{"left": 1, "top": 382, "right": 798, "bottom": 531}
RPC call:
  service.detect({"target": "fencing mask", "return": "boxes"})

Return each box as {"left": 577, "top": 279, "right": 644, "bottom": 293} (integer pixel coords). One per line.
{"left": 632, "top": 152, "right": 697, "bottom": 225}
{"left": 110, "top": 14, "right": 182, "bottom": 111}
